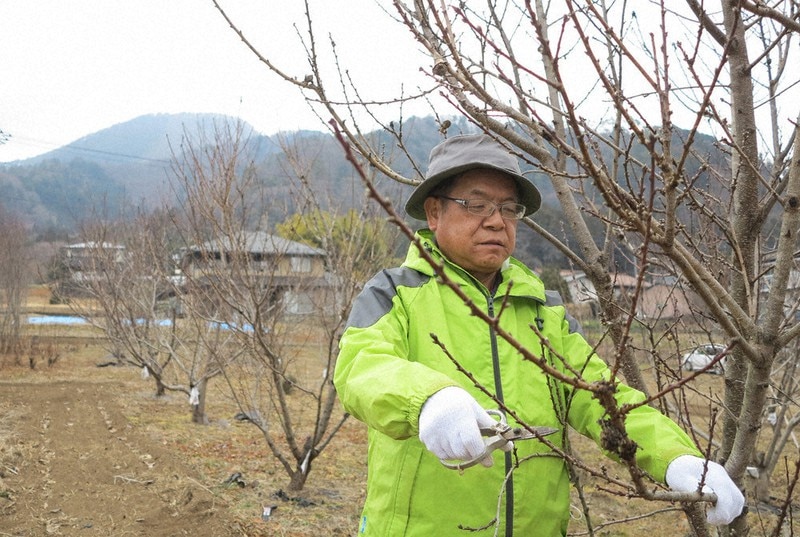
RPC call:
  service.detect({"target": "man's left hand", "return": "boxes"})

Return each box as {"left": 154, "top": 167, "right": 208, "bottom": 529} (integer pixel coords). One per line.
{"left": 665, "top": 455, "right": 745, "bottom": 525}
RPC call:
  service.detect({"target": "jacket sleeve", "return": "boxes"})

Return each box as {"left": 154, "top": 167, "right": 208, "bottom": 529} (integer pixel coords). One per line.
{"left": 334, "top": 269, "right": 458, "bottom": 440}
{"left": 552, "top": 303, "right": 702, "bottom": 482}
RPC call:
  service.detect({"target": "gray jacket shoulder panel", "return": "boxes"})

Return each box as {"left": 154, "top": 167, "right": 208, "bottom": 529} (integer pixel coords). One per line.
{"left": 345, "top": 267, "right": 429, "bottom": 329}
{"left": 544, "top": 290, "right": 564, "bottom": 307}
{"left": 544, "top": 289, "right": 584, "bottom": 336}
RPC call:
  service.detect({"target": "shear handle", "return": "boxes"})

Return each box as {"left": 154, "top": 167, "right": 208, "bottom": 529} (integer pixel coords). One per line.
{"left": 440, "top": 409, "right": 512, "bottom": 471}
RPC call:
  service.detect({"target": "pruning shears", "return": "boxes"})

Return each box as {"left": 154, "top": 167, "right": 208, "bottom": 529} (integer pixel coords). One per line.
{"left": 440, "top": 409, "right": 559, "bottom": 470}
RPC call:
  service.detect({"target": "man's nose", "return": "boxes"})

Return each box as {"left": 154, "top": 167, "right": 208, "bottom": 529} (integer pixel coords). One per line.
{"left": 483, "top": 207, "right": 506, "bottom": 228}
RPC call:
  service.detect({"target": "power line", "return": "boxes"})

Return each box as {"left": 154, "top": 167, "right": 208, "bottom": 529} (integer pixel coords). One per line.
{"left": 0, "top": 134, "right": 172, "bottom": 166}
{"left": 44, "top": 142, "right": 172, "bottom": 165}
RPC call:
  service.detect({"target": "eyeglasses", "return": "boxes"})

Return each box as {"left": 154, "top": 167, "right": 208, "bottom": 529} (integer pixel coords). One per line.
{"left": 437, "top": 196, "right": 527, "bottom": 220}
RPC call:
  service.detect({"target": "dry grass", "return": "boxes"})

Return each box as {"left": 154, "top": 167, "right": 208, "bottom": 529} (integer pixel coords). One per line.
{"left": 0, "top": 401, "right": 21, "bottom": 501}
{"left": 120, "top": 378, "right": 368, "bottom": 536}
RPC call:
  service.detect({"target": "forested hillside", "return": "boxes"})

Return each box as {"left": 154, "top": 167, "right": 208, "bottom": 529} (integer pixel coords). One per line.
{"left": 0, "top": 113, "right": 431, "bottom": 233}
{"left": 0, "top": 112, "right": 728, "bottom": 269}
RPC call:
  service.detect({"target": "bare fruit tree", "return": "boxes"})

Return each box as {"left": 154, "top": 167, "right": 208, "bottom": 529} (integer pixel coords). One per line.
{"left": 215, "top": 0, "right": 800, "bottom": 533}
{"left": 0, "top": 204, "right": 29, "bottom": 357}
{"left": 169, "top": 121, "right": 400, "bottom": 491}
{"left": 67, "top": 210, "right": 228, "bottom": 424}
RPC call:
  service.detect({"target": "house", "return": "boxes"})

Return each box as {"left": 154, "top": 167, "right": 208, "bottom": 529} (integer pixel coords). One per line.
{"left": 559, "top": 269, "right": 699, "bottom": 320}
{"left": 176, "top": 231, "right": 330, "bottom": 315}
{"left": 560, "top": 269, "right": 598, "bottom": 304}
{"left": 61, "top": 241, "right": 128, "bottom": 275}
{"left": 559, "top": 270, "right": 644, "bottom": 304}
{"left": 56, "top": 241, "right": 129, "bottom": 296}
{"left": 638, "top": 282, "right": 699, "bottom": 320}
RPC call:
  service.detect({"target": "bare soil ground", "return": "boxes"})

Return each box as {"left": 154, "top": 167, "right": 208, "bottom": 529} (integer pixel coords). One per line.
{"left": 1, "top": 286, "right": 366, "bottom": 536}
{"left": 0, "top": 345, "right": 368, "bottom": 537}
{"left": 0, "top": 377, "right": 238, "bottom": 537}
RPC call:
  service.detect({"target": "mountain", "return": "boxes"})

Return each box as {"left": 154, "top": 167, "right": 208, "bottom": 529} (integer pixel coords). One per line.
{"left": 0, "top": 113, "right": 280, "bottom": 233}
{"left": 20, "top": 113, "right": 241, "bottom": 165}
{"left": 0, "top": 113, "right": 476, "bottom": 236}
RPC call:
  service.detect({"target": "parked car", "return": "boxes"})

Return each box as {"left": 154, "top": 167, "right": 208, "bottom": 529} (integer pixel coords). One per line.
{"left": 681, "top": 344, "right": 727, "bottom": 374}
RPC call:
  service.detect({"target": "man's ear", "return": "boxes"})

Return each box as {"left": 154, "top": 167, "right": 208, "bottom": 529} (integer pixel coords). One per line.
{"left": 424, "top": 196, "right": 441, "bottom": 231}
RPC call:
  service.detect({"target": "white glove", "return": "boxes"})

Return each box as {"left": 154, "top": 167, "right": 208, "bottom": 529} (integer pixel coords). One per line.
{"left": 666, "top": 455, "right": 745, "bottom": 525}
{"left": 418, "top": 386, "right": 507, "bottom": 467}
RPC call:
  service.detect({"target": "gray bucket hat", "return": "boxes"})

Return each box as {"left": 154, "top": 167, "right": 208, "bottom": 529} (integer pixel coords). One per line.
{"left": 405, "top": 133, "right": 541, "bottom": 220}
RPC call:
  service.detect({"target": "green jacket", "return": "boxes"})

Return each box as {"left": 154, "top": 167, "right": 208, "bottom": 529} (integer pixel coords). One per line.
{"left": 335, "top": 230, "right": 700, "bottom": 536}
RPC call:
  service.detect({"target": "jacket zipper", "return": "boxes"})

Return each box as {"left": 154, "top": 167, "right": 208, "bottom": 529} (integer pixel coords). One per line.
{"left": 431, "top": 243, "right": 516, "bottom": 534}
{"left": 487, "top": 295, "right": 514, "bottom": 537}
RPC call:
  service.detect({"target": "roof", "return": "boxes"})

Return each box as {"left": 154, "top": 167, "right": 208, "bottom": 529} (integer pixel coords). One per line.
{"left": 609, "top": 273, "right": 650, "bottom": 289}
{"left": 559, "top": 269, "right": 649, "bottom": 289}
{"left": 63, "top": 242, "right": 126, "bottom": 250}
{"left": 188, "top": 231, "right": 325, "bottom": 257}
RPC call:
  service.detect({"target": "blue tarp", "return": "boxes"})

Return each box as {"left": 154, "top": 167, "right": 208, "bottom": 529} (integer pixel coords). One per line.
{"left": 25, "top": 315, "right": 251, "bottom": 331}
{"left": 27, "top": 315, "right": 88, "bottom": 325}
{"left": 26, "top": 315, "right": 172, "bottom": 327}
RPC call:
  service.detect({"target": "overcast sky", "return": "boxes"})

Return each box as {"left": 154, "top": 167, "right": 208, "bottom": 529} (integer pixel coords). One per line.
{"left": 7, "top": 3, "right": 794, "bottom": 166}
{"left": 0, "top": 1, "right": 427, "bottom": 162}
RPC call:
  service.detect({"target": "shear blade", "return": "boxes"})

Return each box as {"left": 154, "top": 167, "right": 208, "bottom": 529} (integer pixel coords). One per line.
{"left": 509, "top": 426, "right": 559, "bottom": 440}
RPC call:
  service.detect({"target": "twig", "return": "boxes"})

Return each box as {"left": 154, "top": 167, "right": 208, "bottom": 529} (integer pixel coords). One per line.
{"left": 2, "top": 465, "right": 18, "bottom": 475}
{"left": 769, "top": 458, "right": 800, "bottom": 537}
{"left": 568, "top": 506, "right": 686, "bottom": 535}
{"left": 113, "top": 475, "right": 154, "bottom": 485}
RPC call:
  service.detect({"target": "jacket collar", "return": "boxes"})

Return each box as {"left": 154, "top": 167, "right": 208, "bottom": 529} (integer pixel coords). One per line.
{"left": 405, "top": 229, "right": 546, "bottom": 302}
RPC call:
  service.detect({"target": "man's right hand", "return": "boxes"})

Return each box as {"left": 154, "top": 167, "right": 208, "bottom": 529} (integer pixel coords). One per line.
{"left": 418, "top": 386, "right": 502, "bottom": 467}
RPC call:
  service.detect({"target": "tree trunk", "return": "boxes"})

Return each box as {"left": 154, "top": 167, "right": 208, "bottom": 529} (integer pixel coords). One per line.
{"left": 288, "top": 468, "right": 309, "bottom": 492}
{"left": 287, "top": 448, "right": 316, "bottom": 492}
{"left": 752, "top": 469, "right": 771, "bottom": 503}
{"left": 191, "top": 378, "right": 209, "bottom": 425}
{"left": 154, "top": 376, "right": 166, "bottom": 397}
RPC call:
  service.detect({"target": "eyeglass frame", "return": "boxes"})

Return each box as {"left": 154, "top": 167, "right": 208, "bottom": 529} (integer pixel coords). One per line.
{"left": 435, "top": 195, "right": 527, "bottom": 220}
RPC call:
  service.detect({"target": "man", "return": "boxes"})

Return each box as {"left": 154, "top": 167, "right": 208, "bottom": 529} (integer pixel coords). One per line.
{"left": 334, "top": 133, "right": 744, "bottom": 536}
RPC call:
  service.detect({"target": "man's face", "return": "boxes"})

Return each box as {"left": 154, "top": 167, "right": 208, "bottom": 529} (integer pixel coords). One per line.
{"left": 423, "top": 169, "right": 519, "bottom": 287}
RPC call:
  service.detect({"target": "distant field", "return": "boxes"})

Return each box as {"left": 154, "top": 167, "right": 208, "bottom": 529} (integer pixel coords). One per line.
{"left": 23, "top": 284, "right": 102, "bottom": 315}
